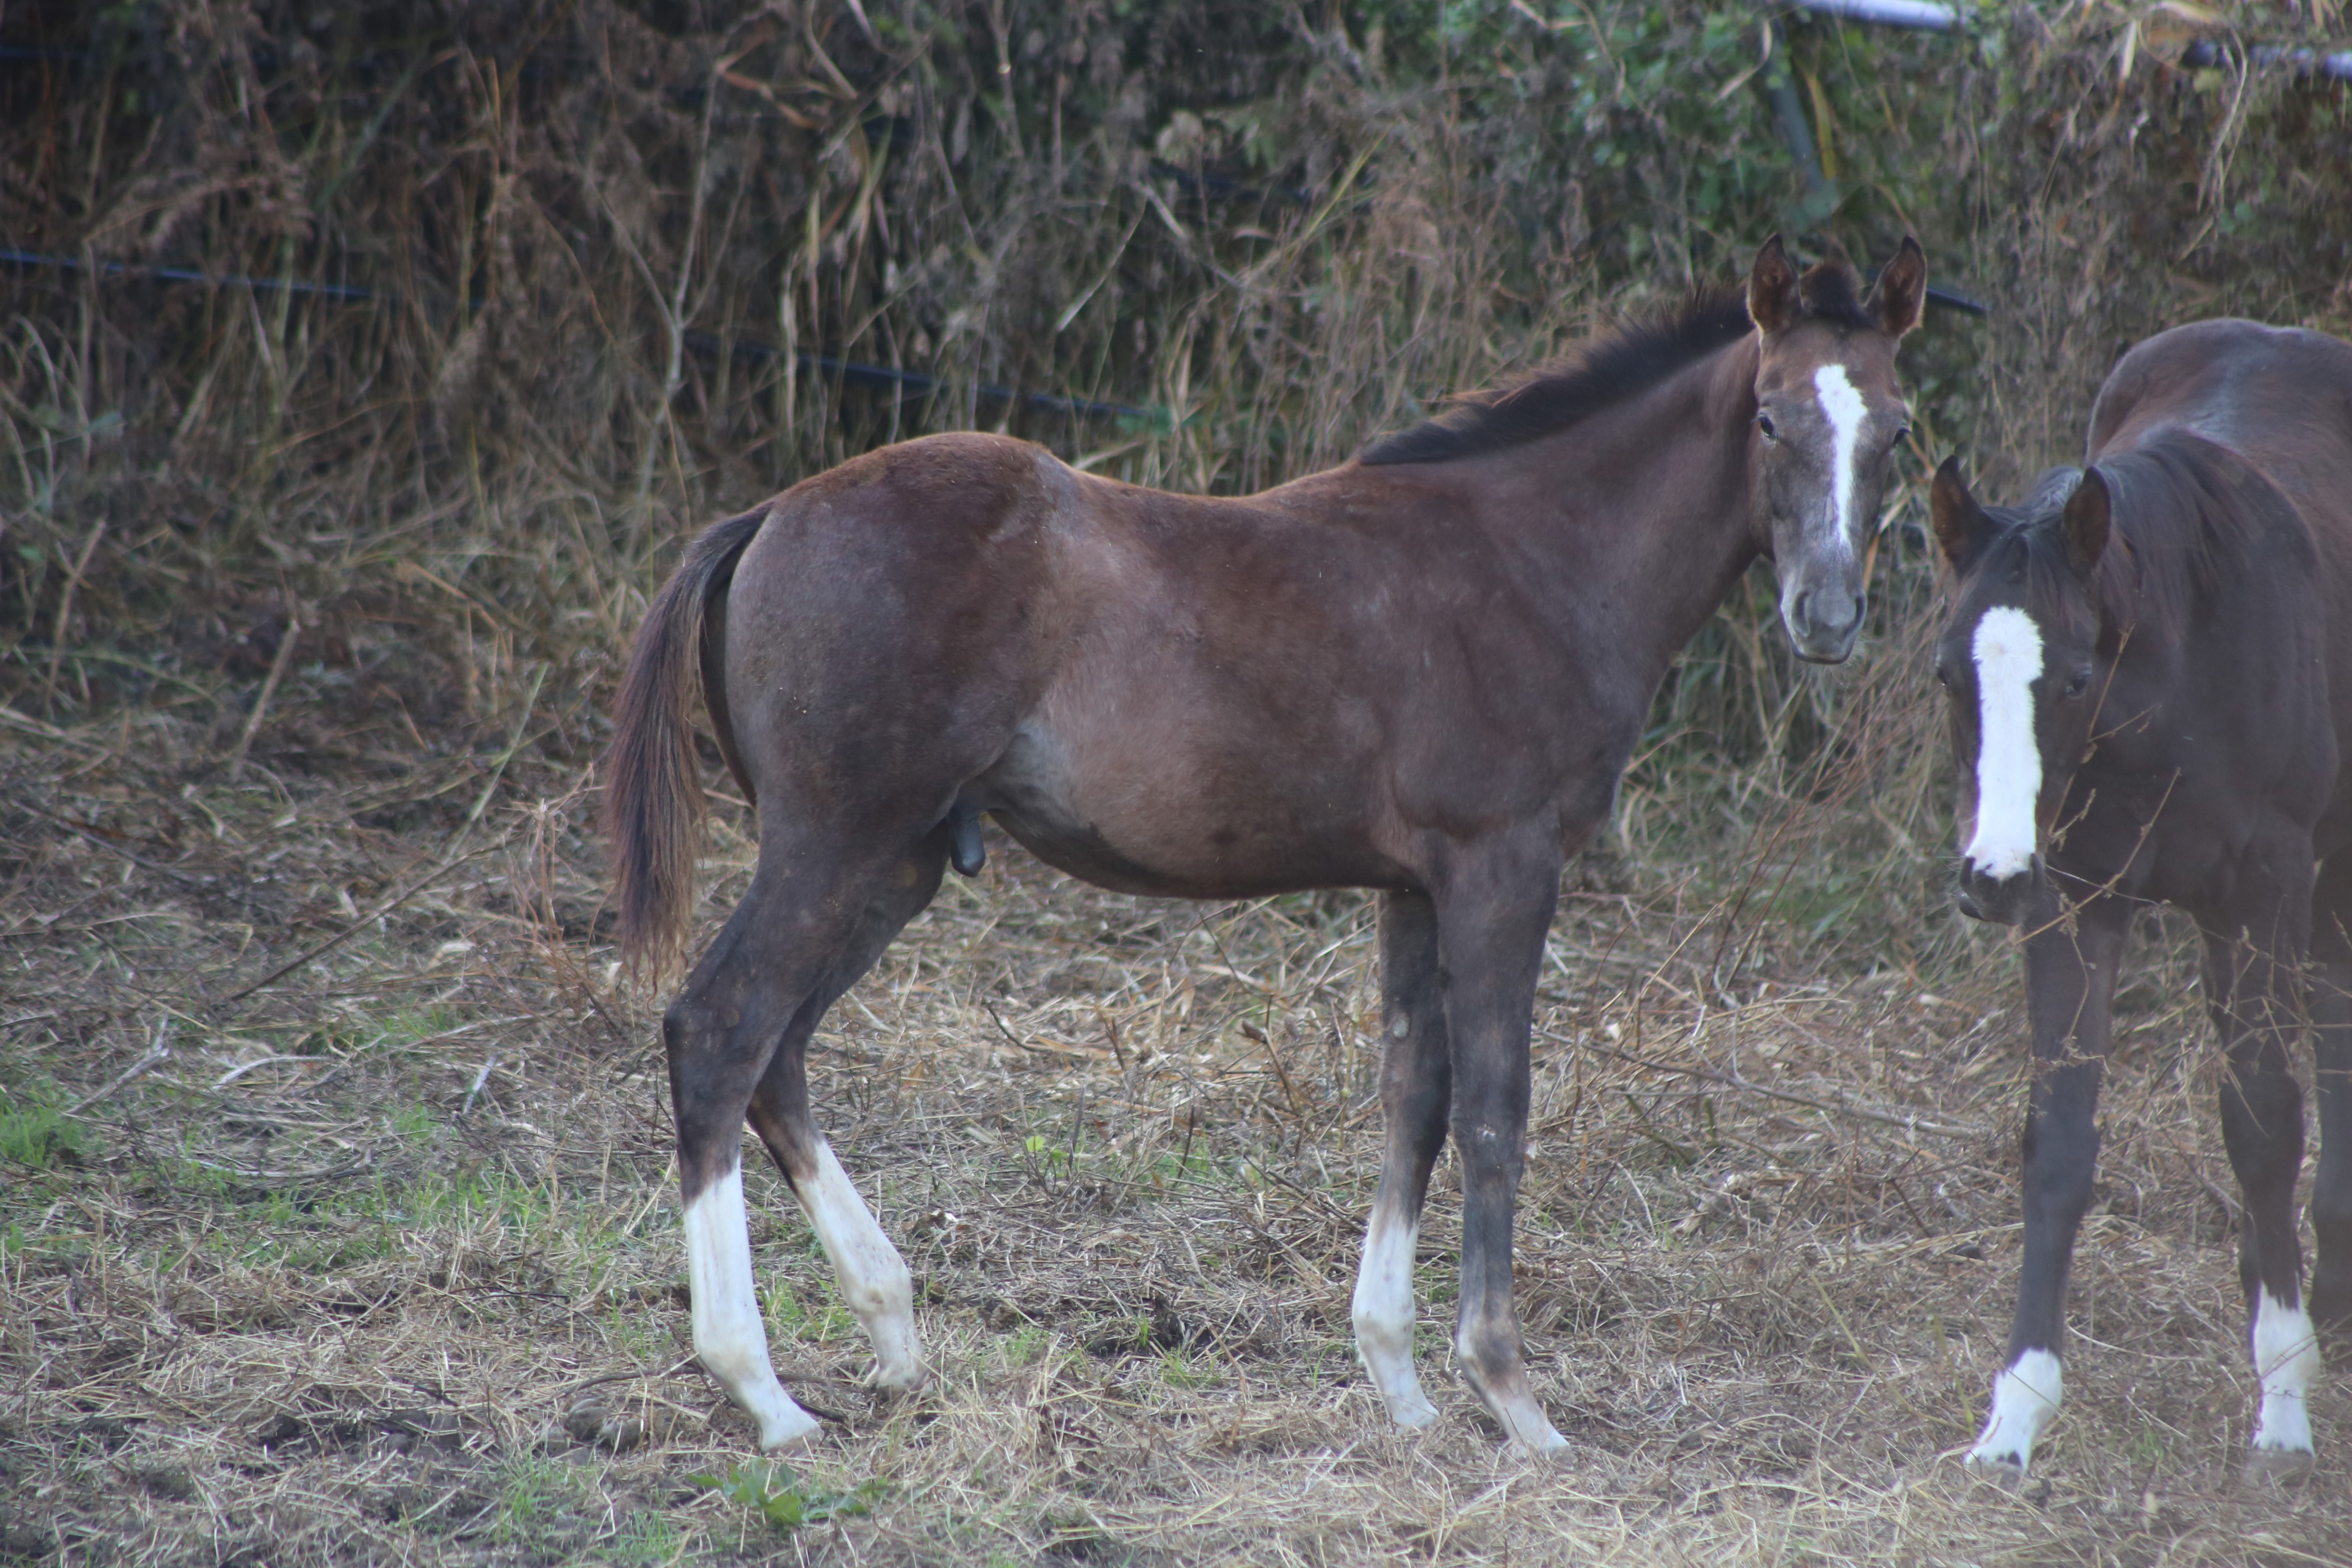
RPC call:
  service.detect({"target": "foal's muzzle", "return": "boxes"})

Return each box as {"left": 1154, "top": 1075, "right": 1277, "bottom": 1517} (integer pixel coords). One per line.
{"left": 1956, "top": 856, "right": 2044, "bottom": 926}
{"left": 1785, "top": 588, "right": 1864, "bottom": 665}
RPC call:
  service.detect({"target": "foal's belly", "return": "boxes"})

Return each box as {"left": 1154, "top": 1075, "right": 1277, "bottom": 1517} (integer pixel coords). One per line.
{"left": 972, "top": 720, "right": 1406, "bottom": 899}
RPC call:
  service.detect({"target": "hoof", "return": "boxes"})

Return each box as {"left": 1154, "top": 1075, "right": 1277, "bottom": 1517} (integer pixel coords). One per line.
{"left": 1380, "top": 1388, "right": 1440, "bottom": 1431}
{"left": 1964, "top": 1453, "right": 2029, "bottom": 1491}
{"left": 755, "top": 1408, "right": 824, "bottom": 1452}
{"left": 1508, "top": 1424, "right": 1572, "bottom": 1459}
{"left": 1467, "top": 1378, "right": 1571, "bottom": 1457}
{"left": 2241, "top": 1447, "right": 2315, "bottom": 1487}
{"left": 866, "top": 1360, "right": 929, "bottom": 1398}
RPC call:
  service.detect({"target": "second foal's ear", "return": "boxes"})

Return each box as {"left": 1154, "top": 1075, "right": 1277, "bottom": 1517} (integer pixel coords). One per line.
{"left": 1930, "top": 456, "right": 1990, "bottom": 572}
{"left": 2063, "top": 466, "right": 2112, "bottom": 574}
{"left": 1867, "top": 236, "right": 1927, "bottom": 339}
{"left": 1749, "top": 234, "right": 1801, "bottom": 337}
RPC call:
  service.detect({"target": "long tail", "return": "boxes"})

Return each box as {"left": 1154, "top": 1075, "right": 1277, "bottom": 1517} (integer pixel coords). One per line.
{"left": 603, "top": 505, "right": 769, "bottom": 979}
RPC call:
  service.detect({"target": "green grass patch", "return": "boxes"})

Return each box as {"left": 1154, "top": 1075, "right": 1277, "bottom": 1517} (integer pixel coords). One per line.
{"left": 0, "top": 1081, "right": 87, "bottom": 1171}
{"left": 764, "top": 1278, "right": 855, "bottom": 1345}
{"left": 604, "top": 1509, "right": 683, "bottom": 1564}
{"left": 688, "top": 1459, "right": 885, "bottom": 1535}
{"left": 494, "top": 1453, "right": 595, "bottom": 1549}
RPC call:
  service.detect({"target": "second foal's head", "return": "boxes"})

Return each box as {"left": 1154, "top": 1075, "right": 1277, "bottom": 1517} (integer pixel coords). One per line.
{"left": 1928, "top": 460, "right": 2116, "bottom": 925}
{"left": 1746, "top": 235, "right": 1927, "bottom": 663}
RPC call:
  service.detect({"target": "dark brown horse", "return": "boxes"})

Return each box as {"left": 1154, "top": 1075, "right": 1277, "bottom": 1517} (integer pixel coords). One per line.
{"left": 606, "top": 236, "right": 1927, "bottom": 1453}
{"left": 1930, "top": 318, "right": 2352, "bottom": 1483}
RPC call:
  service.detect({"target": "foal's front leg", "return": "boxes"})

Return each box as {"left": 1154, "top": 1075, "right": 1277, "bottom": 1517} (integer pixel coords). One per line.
{"left": 1351, "top": 890, "right": 1451, "bottom": 1429}
{"left": 1967, "top": 894, "right": 2128, "bottom": 1478}
{"left": 1437, "top": 856, "right": 1566, "bottom": 1453}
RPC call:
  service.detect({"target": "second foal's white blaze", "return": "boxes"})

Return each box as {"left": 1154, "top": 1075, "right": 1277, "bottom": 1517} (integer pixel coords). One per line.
{"left": 1812, "top": 362, "right": 1868, "bottom": 556}
{"left": 1352, "top": 1205, "right": 1438, "bottom": 1428}
{"left": 2250, "top": 1287, "right": 2320, "bottom": 1455}
{"left": 792, "top": 1139, "right": 923, "bottom": 1390}
{"left": 1964, "top": 606, "right": 2046, "bottom": 880}
{"left": 684, "top": 1164, "right": 821, "bottom": 1449}
{"left": 1967, "top": 1347, "right": 2064, "bottom": 1471}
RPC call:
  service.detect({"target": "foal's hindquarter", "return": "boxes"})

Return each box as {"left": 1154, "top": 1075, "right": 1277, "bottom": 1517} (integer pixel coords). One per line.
{"left": 1959, "top": 323, "right": 2352, "bottom": 1480}
{"left": 623, "top": 244, "right": 1923, "bottom": 1455}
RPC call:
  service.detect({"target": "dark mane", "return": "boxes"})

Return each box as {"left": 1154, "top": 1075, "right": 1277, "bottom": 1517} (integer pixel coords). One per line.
{"left": 1983, "top": 435, "right": 2309, "bottom": 641}
{"left": 1360, "top": 290, "right": 1756, "bottom": 467}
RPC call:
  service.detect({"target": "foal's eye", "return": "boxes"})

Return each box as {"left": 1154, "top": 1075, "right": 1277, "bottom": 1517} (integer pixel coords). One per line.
{"left": 2061, "top": 668, "right": 2092, "bottom": 700}
{"left": 1756, "top": 414, "right": 1779, "bottom": 443}
{"left": 1933, "top": 662, "right": 1952, "bottom": 689}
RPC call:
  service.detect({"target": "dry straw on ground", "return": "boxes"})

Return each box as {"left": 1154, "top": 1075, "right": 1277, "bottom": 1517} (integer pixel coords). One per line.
{"left": 5, "top": 653, "right": 2351, "bottom": 1565}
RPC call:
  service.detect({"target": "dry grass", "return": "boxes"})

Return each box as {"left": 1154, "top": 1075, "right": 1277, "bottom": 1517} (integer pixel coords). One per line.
{"left": 5, "top": 680, "right": 2349, "bottom": 1568}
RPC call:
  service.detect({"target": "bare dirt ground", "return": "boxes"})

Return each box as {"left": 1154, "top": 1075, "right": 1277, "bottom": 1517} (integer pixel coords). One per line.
{"left": 4, "top": 691, "right": 2350, "bottom": 1566}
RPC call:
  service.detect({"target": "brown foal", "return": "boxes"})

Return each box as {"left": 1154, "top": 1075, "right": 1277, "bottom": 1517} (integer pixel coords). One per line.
{"left": 606, "top": 236, "right": 1927, "bottom": 1453}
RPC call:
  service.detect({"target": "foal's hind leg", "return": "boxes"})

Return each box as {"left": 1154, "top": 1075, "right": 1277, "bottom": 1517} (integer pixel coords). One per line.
{"left": 1351, "top": 890, "right": 1451, "bottom": 1430}
{"left": 744, "top": 833, "right": 949, "bottom": 1394}
{"left": 666, "top": 839, "right": 922, "bottom": 1448}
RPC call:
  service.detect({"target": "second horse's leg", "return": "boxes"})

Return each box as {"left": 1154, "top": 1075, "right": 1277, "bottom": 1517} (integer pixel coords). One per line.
{"left": 1351, "top": 889, "right": 1452, "bottom": 1430}
{"left": 2305, "top": 857, "right": 2352, "bottom": 1361}
{"left": 745, "top": 832, "right": 950, "bottom": 1394}
{"left": 1967, "top": 893, "right": 2128, "bottom": 1477}
{"left": 2203, "top": 888, "right": 2319, "bottom": 1483}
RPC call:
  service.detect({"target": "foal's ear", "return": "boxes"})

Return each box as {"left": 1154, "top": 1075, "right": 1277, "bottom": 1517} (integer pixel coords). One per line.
{"left": 1929, "top": 455, "right": 1987, "bottom": 572}
{"left": 1749, "top": 234, "right": 1802, "bottom": 337}
{"left": 1866, "top": 236, "right": 1927, "bottom": 339}
{"left": 2063, "top": 466, "right": 2112, "bottom": 574}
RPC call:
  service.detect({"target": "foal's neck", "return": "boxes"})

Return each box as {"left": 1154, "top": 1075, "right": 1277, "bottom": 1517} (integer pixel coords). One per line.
{"left": 1507, "top": 331, "right": 1766, "bottom": 682}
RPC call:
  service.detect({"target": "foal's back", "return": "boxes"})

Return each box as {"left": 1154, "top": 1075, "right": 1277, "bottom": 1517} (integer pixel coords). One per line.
{"left": 2088, "top": 320, "right": 2352, "bottom": 842}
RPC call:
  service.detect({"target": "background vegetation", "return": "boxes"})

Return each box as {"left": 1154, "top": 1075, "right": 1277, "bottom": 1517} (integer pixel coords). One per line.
{"left": 6, "top": 0, "right": 2349, "bottom": 914}
{"left": 5, "top": 2, "right": 2352, "bottom": 1564}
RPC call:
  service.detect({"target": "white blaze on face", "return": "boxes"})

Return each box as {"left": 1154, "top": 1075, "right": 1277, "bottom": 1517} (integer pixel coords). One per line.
{"left": 1967, "top": 1346, "right": 2064, "bottom": 1472}
{"left": 682, "top": 1163, "right": 821, "bottom": 1449}
{"left": 793, "top": 1140, "right": 922, "bottom": 1390}
{"left": 1963, "top": 606, "right": 2046, "bottom": 880}
{"left": 1351, "top": 1204, "right": 1437, "bottom": 1428}
{"left": 1812, "top": 362, "right": 1868, "bottom": 555}
{"left": 2250, "top": 1287, "right": 2320, "bottom": 1455}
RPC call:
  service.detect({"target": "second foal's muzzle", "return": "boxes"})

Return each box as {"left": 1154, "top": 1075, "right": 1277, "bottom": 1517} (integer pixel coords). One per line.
{"left": 1956, "top": 853, "right": 2044, "bottom": 926}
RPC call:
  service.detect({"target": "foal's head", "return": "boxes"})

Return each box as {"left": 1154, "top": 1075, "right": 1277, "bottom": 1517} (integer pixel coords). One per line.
{"left": 1746, "top": 235, "right": 1927, "bottom": 663}
{"left": 1928, "top": 459, "right": 2115, "bottom": 925}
